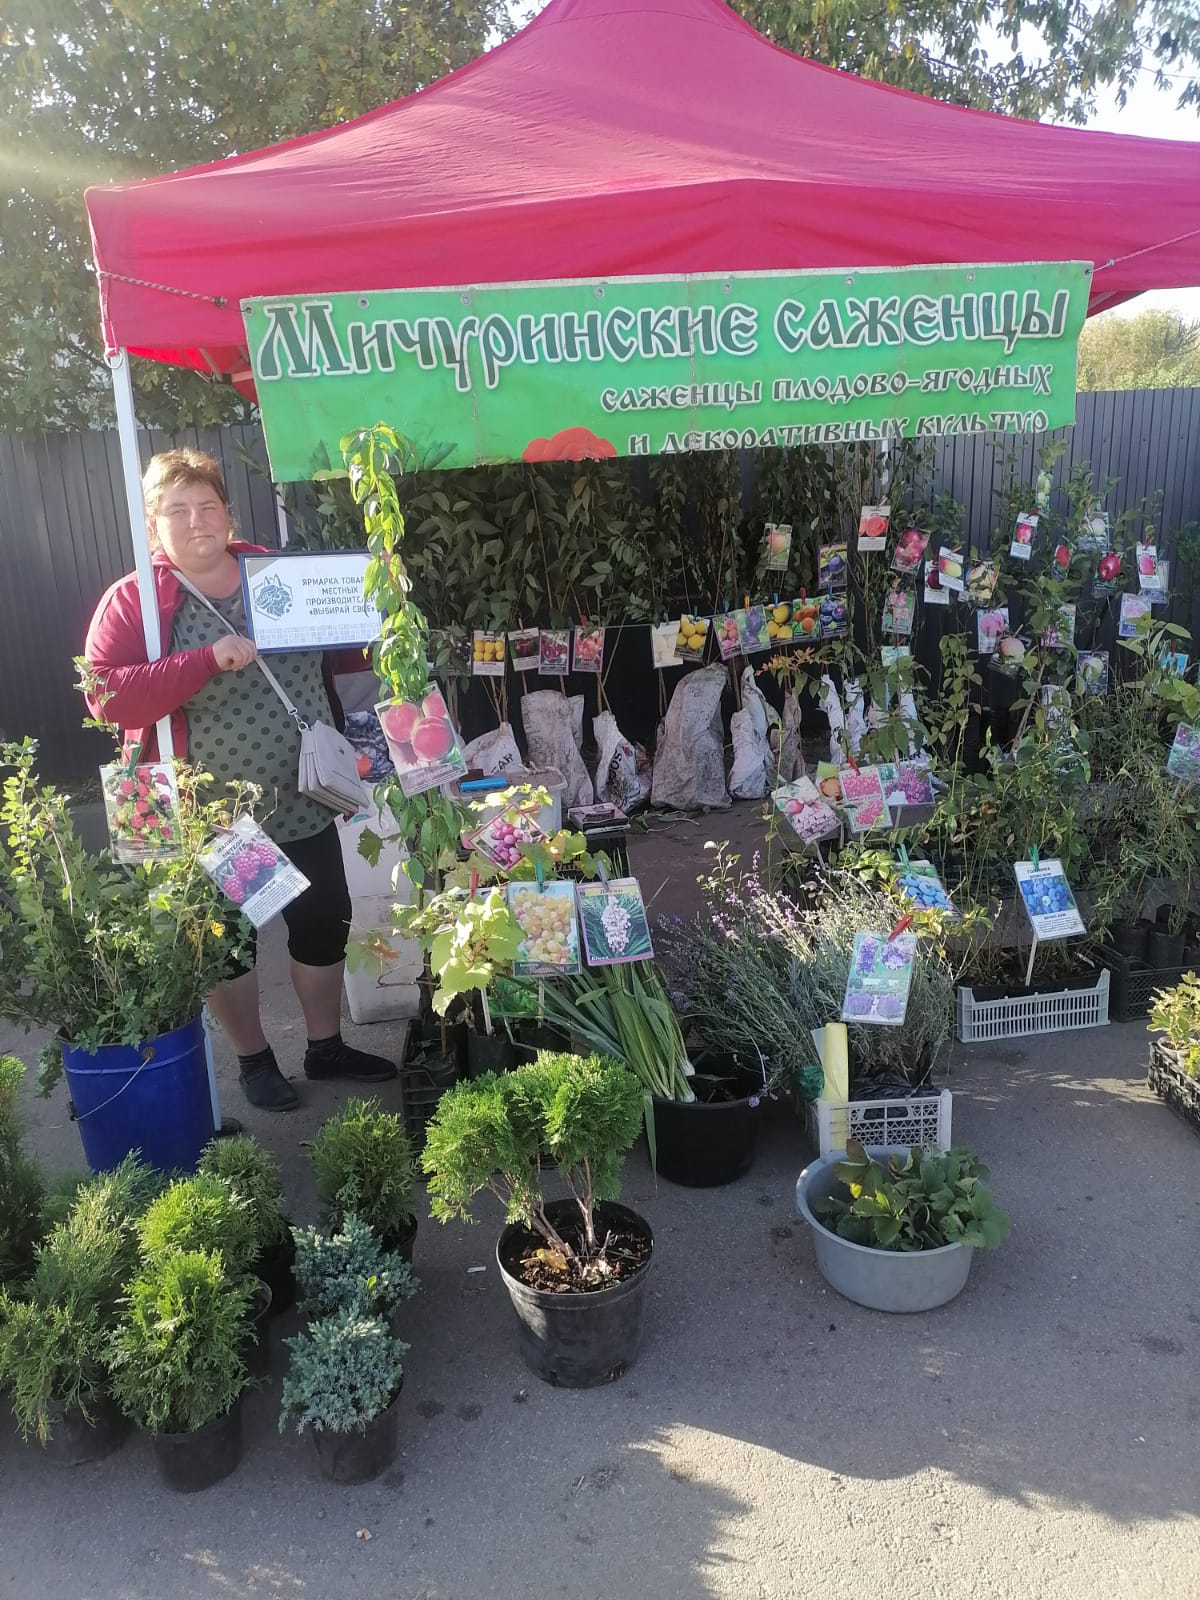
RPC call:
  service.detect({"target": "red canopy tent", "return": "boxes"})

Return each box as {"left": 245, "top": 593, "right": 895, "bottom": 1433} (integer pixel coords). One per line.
{"left": 87, "top": 0, "right": 1200, "bottom": 392}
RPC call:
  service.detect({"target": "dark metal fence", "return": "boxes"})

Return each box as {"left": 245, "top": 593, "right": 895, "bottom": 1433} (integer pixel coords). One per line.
{"left": 2, "top": 391, "right": 1198, "bottom": 779}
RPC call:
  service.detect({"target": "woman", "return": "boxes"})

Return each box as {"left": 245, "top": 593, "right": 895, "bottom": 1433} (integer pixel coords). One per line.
{"left": 84, "top": 448, "right": 396, "bottom": 1111}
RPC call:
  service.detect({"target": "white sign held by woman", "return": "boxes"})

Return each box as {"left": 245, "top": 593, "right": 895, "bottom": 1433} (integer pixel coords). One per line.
{"left": 240, "top": 551, "right": 383, "bottom": 652}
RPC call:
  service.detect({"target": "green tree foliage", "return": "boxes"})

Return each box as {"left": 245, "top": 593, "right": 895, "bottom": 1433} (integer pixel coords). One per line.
{"left": 0, "top": 0, "right": 516, "bottom": 432}
{"left": 1076, "top": 308, "right": 1200, "bottom": 390}
{"left": 729, "top": 2, "right": 1200, "bottom": 124}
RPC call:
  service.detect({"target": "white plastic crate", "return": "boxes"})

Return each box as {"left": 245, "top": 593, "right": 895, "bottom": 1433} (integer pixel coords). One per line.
{"left": 806, "top": 1089, "right": 952, "bottom": 1158}
{"left": 956, "top": 969, "right": 1109, "bottom": 1043}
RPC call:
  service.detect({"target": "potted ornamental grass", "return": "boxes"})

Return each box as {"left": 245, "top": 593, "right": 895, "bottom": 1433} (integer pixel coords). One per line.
{"left": 307, "top": 1098, "right": 420, "bottom": 1262}
{"left": 1147, "top": 974, "right": 1200, "bottom": 1135}
{"left": 198, "top": 1134, "right": 296, "bottom": 1314}
{"left": 0, "top": 1155, "right": 162, "bottom": 1464}
{"left": 106, "top": 1248, "right": 255, "bottom": 1492}
{"left": 280, "top": 1309, "right": 409, "bottom": 1484}
{"left": 0, "top": 741, "right": 253, "bottom": 1173}
{"left": 291, "top": 1212, "right": 419, "bottom": 1331}
{"left": 423, "top": 1051, "right": 650, "bottom": 1388}
{"left": 795, "top": 1139, "right": 1011, "bottom": 1312}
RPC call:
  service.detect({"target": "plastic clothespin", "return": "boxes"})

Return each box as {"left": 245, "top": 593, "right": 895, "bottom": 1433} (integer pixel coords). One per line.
{"left": 596, "top": 859, "right": 610, "bottom": 889}
{"left": 536, "top": 859, "right": 545, "bottom": 894}
{"left": 888, "top": 914, "right": 914, "bottom": 942}
{"left": 847, "top": 754, "right": 860, "bottom": 775}
{"left": 801, "top": 587, "right": 807, "bottom": 601}
{"left": 470, "top": 869, "right": 479, "bottom": 899}
{"left": 1029, "top": 844, "right": 1040, "bottom": 871}
{"left": 898, "top": 844, "right": 910, "bottom": 870}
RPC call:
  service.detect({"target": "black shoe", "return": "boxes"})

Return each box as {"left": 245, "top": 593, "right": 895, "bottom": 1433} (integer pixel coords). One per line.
{"left": 239, "top": 1054, "right": 300, "bottom": 1110}
{"left": 303, "top": 1037, "right": 398, "bottom": 1083}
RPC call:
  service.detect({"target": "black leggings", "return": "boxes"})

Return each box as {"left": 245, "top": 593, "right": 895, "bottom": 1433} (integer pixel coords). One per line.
{"left": 230, "top": 824, "right": 353, "bottom": 974}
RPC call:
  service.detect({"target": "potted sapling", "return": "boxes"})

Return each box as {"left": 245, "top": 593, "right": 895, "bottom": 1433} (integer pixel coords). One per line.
{"left": 307, "top": 1098, "right": 419, "bottom": 1263}
{"left": 279, "top": 1308, "right": 408, "bottom": 1485}
{"left": 198, "top": 1134, "right": 296, "bottom": 1315}
{"left": 423, "top": 1052, "right": 651, "bottom": 1388}
{"left": 0, "top": 1155, "right": 162, "bottom": 1465}
{"left": 1147, "top": 974, "right": 1200, "bottom": 1135}
{"left": 291, "top": 1212, "right": 418, "bottom": 1334}
{"left": 795, "top": 1139, "right": 1011, "bottom": 1312}
{"left": 105, "top": 1249, "right": 255, "bottom": 1491}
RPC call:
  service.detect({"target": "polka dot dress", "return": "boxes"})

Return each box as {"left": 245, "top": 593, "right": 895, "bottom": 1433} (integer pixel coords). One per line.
{"left": 171, "top": 587, "right": 334, "bottom": 844}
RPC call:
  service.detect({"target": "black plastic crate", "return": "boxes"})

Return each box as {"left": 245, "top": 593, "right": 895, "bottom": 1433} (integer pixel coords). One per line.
{"left": 1106, "top": 951, "right": 1192, "bottom": 1023}
{"left": 1148, "top": 1040, "right": 1200, "bottom": 1136}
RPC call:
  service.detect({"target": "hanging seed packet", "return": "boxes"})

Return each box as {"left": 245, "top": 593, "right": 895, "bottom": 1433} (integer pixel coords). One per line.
{"left": 1137, "top": 544, "right": 1161, "bottom": 587}
{"left": 772, "top": 776, "right": 840, "bottom": 844}
{"left": 965, "top": 559, "right": 999, "bottom": 605}
{"left": 787, "top": 598, "right": 820, "bottom": 641}
{"left": 508, "top": 627, "right": 540, "bottom": 672}
{"left": 573, "top": 624, "right": 605, "bottom": 675}
{"left": 472, "top": 630, "right": 506, "bottom": 676}
{"left": 818, "top": 593, "right": 848, "bottom": 639}
{"left": 882, "top": 587, "right": 915, "bottom": 637}
{"left": 101, "top": 761, "right": 183, "bottom": 863}
{"left": 1013, "top": 858, "right": 1086, "bottom": 940}
{"left": 842, "top": 931, "right": 917, "bottom": 1026}
{"left": 923, "top": 560, "right": 950, "bottom": 606}
{"left": 464, "top": 801, "right": 547, "bottom": 869}
{"left": 1010, "top": 513, "right": 1038, "bottom": 561}
{"left": 651, "top": 620, "right": 683, "bottom": 669}
{"left": 429, "top": 629, "right": 473, "bottom": 679}
{"left": 1041, "top": 683, "right": 1071, "bottom": 733}
{"left": 839, "top": 764, "right": 890, "bottom": 832}
{"left": 739, "top": 603, "right": 774, "bottom": 654}
{"left": 897, "top": 861, "right": 956, "bottom": 917}
{"left": 765, "top": 601, "right": 799, "bottom": 645}
{"left": 1041, "top": 603, "right": 1076, "bottom": 650}
{"left": 977, "top": 607, "right": 1009, "bottom": 655}
{"left": 1079, "top": 511, "right": 1110, "bottom": 554}
{"left": 676, "top": 615, "right": 709, "bottom": 661}
{"left": 1161, "top": 647, "right": 1190, "bottom": 678}
{"left": 1077, "top": 650, "right": 1110, "bottom": 696}
{"left": 880, "top": 645, "right": 911, "bottom": 670}
{"left": 819, "top": 542, "right": 848, "bottom": 591}
{"left": 712, "top": 610, "right": 745, "bottom": 662}
{"left": 883, "top": 761, "right": 935, "bottom": 808}
{"left": 376, "top": 690, "right": 467, "bottom": 797}
{"left": 858, "top": 505, "right": 890, "bottom": 553}
{"left": 764, "top": 523, "right": 793, "bottom": 572}
{"left": 891, "top": 527, "right": 930, "bottom": 576}
{"left": 576, "top": 878, "right": 654, "bottom": 965}
{"left": 199, "top": 815, "right": 310, "bottom": 929}
{"left": 507, "top": 881, "right": 581, "bottom": 977}
{"left": 937, "top": 548, "right": 966, "bottom": 592}
{"left": 1118, "top": 593, "right": 1152, "bottom": 639}
{"left": 991, "top": 633, "right": 1028, "bottom": 676}
{"left": 1166, "top": 723, "right": 1200, "bottom": 784}
{"left": 538, "top": 629, "right": 570, "bottom": 675}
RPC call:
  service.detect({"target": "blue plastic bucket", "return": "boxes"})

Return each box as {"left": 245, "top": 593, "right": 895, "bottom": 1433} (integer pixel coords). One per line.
{"left": 62, "top": 1014, "right": 214, "bottom": 1174}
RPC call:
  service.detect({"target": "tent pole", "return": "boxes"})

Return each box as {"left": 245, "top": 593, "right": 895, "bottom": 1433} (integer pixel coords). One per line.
{"left": 274, "top": 485, "right": 291, "bottom": 548}
{"left": 108, "top": 350, "right": 228, "bottom": 1136}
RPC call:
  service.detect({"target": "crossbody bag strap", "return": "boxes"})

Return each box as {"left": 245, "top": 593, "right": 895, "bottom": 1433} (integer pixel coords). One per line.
{"left": 170, "top": 567, "right": 310, "bottom": 732}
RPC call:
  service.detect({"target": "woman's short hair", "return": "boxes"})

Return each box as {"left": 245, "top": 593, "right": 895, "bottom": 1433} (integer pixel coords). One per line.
{"left": 142, "top": 449, "right": 236, "bottom": 545}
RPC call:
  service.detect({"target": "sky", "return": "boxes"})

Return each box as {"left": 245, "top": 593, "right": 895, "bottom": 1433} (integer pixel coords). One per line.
{"left": 508, "top": 1, "right": 1199, "bottom": 324}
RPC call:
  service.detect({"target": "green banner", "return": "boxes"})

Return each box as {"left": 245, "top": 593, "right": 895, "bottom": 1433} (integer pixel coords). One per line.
{"left": 242, "top": 261, "right": 1091, "bottom": 481}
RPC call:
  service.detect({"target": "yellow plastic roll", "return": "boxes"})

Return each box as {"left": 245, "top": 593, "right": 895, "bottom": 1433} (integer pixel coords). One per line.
{"left": 820, "top": 1022, "right": 849, "bottom": 1102}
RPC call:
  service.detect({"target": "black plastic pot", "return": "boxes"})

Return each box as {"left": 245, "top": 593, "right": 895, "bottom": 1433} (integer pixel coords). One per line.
{"left": 256, "top": 1230, "right": 296, "bottom": 1318}
{"left": 382, "top": 1213, "right": 418, "bottom": 1268}
{"left": 41, "top": 1392, "right": 128, "bottom": 1466}
{"left": 310, "top": 1387, "right": 401, "bottom": 1484}
{"left": 1108, "top": 920, "right": 1150, "bottom": 962}
{"left": 513, "top": 1020, "right": 569, "bottom": 1063}
{"left": 651, "top": 1075, "right": 761, "bottom": 1188}
{"left": 151, "top": 1399, "right": 244, "bottom": 1493}
{"left": 466, "top": 1030, "right": 517, "bottom": 1078}
{"left": 497, "top": 1200, "right": 653, "bottom": 1388}
{"left": 1147, "top": 927, "right": 1186, "bottom": 968}
{"left": 244, "top": 1279, "right": 273, "bottom": 1380}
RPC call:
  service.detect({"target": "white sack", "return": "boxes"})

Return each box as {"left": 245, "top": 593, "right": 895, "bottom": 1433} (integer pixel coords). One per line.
{"left": 463, "top": 722, "right": 523, "bottom": 776}
{"left": 819, "top": 674, "right": 846, "bottom": 766}
{"left": 592, "top": 710, "right": 651, "bottom": 812}
{"left": 521, "top": 691, "right": 594, "bottom": 807}
{"left": 651, "top": 663, "right": 730, "bottom": 811}
{"left": 729, "top": 666, "right": 778, "bottom": 800}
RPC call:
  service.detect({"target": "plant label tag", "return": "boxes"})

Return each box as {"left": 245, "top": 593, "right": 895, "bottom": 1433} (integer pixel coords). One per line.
{"left": 857, "top": 506, "right": 890, "bottom": 553}
{"left": 838, "top": 764, "right": 890, "bottom": 833}
{"left": 842, "top": 930, "right": 917, "bottom": 1026}
{"left": 576, "top": 878, "right": 654, "bottom": 965}
{"left": 101, "top": 760, "right": 183, "bottom": 863}
{"left": 1013, "top": 858, "right": 1086, "bottom": 940}
{"left": 538, "top": 629, "right": 570, "bottom": 675}
{"left": 1010, "top": 513, "right": 1037, "bottom": 560}
{"left": 472, "top": 631, "right": 506, "bottom": 676}
{"left": 1118, "top": 593, "right": 1152, "bottom": 639}
{"left": 772, "top": 777, "right": 840, "bottom": 843}
{"left": 199, "top": 815, "right": 309, "bottom": 929}
{"left": 507, "top": 880, "right": 581, "bottom": 976}
{"left": 896, "top": 861, "right": 957, "bottom": 918}
{"left": 572, "top": 625, "right": 604, "bottom": 675}
{"left": 651, "top": 621, "right": 683, "bottom": 669}
{"left": 1166, "top": 723, "right": 1200, "bottom": 785}
{"left": 508, "top": 627, "right": 540, "bottom": 672}
{"left": 764, "top": 523, "right": 792, "bottom": 571}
